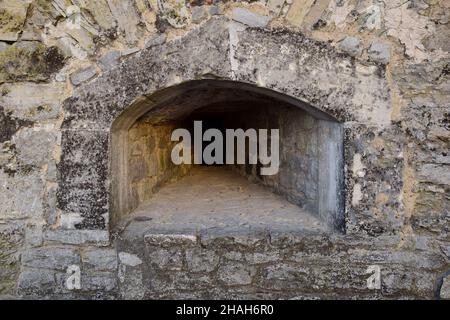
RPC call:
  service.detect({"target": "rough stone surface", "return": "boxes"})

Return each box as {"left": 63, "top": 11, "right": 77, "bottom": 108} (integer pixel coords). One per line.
{"left": 368, "top": 41, "right": 391, "bottom": 64}
{"left": 441, "top": 275, "right": 450, "bottom": 299}
{"left": 69, "top": 66, "right": 98, "bottom": 86}
{"left": 98, "top": 51, "right": 121, "bottom": 71}
{"left": 192, "top": 6, "right": 207, "bottom": 24}
{"left": 232, "top": 8, "right": 271, "bottom": 28}
{"left": 339, "top": 36, "right": 362, "bottom": 56}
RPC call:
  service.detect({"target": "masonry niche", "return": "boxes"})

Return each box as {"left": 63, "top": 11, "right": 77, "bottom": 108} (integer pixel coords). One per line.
{"left": 110, "top": 80, "right": 344, "bottom": 233}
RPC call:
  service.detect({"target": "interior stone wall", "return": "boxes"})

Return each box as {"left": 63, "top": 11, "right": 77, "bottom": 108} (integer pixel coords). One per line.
{"left": 0, "top": 0, "right": 448, "bottom": 299}
{"left": 127, "top": 119, "right": 189, "bottom": 218}
{"left": 227, "top": 105, "right": 321, "bottom": 213}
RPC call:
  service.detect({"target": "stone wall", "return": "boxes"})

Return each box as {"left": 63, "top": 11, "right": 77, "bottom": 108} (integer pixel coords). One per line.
{"left": 0, "top": 0, "right": 448, "bottom": 299}
{"left": 127, "top": 119, "right": 189, "bottom": 219}
{"left": 228, "top": 105, "right": 321, "bottom": 214}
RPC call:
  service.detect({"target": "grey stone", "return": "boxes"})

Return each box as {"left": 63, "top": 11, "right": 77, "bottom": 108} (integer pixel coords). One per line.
{"left": 417, "top": 164, "right": 450, "bottom": 186}
{"left": 1, "top": 83, "right": 64, "bottom": 121}
{"left": 83, "top": 248, "right": 117, "bottom": 271}
{"left": 192, "top": 6, "right": 207, "bottom": 24}
{"left": 22, "top": 247, "right": 80, "bottom": 271}
{"left": 0, "top": 42, "right": 9, "bottom": 52}
{"left": 98, "top": 51, "right": 121, "bottom": 71}
{"left": 144, "top": 233, "right": 196, "bottom": 247}
{"left": 209, "top": 5, "right": 220, "bottom": 16}
{"left": 218, "top": 262, "right": 255, "bottom": 286}
{"left": 24, "top": 225, "right": 43, "bottom": 247}
{"left": 232, "top": 8, "right": 271, "bottom": 28}
{"left": 147, "top": 248, "right": 183, "bottom": 270}
{"left": 82, "top": 272, "right": 117, "bottom": 292}
{"left": 0, "top": 171, "right": 44, "bottom": 220}
{"left": 47, "top": 161, "right": 58, "bottom": 182}
{"left": 107, "top": 0, "right": 140, "bottom": 44}
{"left": 17, "top": 268, "right": 56, "bottom": 296}
{"left": 121, "top": 47, "right": 141, "bottom": 57}
{"left": 186, "top": 248, "right": 219, "bottom": 273}
{"left": 45, "top": 230, "right": 109, "bottom": 246}
{"left": 12, "top": 129, "right": 57, "bottom": 167}
{"left": 144, "top": 34, "right": 166, "bottom": 49}
{"left": 441, "top": 275, "right": 450, "bottom": 299}
{"left": 339, "top": 36, "right": 362, "bottom": 56}
{"left": 368, "top": 41, "right": 390, "bottom": 64}
{"left": 70, "top": 66, "right": 98, "bottom": 86}
{"left": 118, "top": 252, "right": 142, "bottom": 266}
{"left": 45, "top": 185, "right": 58, "bottom": 225}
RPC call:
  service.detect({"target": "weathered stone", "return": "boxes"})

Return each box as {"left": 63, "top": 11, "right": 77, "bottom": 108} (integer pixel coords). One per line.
{"left": 441, "top": 275, "right": 450, "bottom": 299}
{"left": 0, "top": 42, "right": 9, "bottom": 52}
{"left": 147, "top": 248, "right": 183, "bottom": 270}
{"left": 0, "top": 222, "right": 24, "bottom": 295}
{"left": 209, "top": 5, "right": 220, "bottom": 16}
{"left": 121, "top": 47, "right": 141, "bottom": 57}
{"left": 0, "top": 42, "right": 65, "bottom": 83}
{"left": 0, "top": 171, "right": 44, "bottom": 220}
{"left": 0, "top": 0, "right": 30, "bottom": 41}
{"left": 45, "top": 184, "right": 58, "bottom": 225}
{"left": 416, "top": 164, "right": 450, "bottom": 186}
{"left": 98, "top": 51, "right": 121, "bottom": 71}
{"left": 17, "top": 268, "right": 56, "bottom": 296}
{"left": 339, "top": 36, "right": 362, "bottom": 56}
{"left": 82, "top": 272, "right": 117, "bottom": 292}
{"left": 45, "top": 230, "right": 109, "bottom": 246}
{"left": 83, "top": 248, "right": 117, "bottom": 271}
{"left": 106, "top": 0, "right": 141, "bottom": 44}
{"left": 77, "top": 0, "right": 117, "bottom": 31}
{"left": 70, "top": 66, "right": 98, "bottom": 86}
{"left": 185, "top": 248, "right": 219, "bottom": 273}
{"left": 191, "top": 6, "right": 207, "bottom": 24}
{"left": 118, "top": 252, "right": 142, "bottom": 266}
{"left": 232, "top": 8, "right": 271, "bottom": 28}
{"left": 218, "top": 262, "right": 255, "bottom": 286}
{"left": 286, "top": 0, "right": 315, "bottom": 26}
{"left": 368, "top": 41, "right": 391, "bottom": 64}
{"left": 144, "top": 33, "right": 166, "bottom": 49}
{"left": 12, "top": 128, "right": 57, "bottom": 167}
{"left": 22, "top": 247, "right": 80, "bottom": 271}
{"left": 1, "top": 82, "right": 64, "bottom": 121}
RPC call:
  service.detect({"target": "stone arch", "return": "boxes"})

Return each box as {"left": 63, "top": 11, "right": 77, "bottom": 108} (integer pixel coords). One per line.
{"left": 110, "top": 79, "right": 344, "bottom": 230}
{"left": 57, "top": 17, "right": 391, "bottom": 240}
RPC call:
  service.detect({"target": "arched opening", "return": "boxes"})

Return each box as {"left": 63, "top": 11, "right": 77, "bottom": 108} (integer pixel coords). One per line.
{"left": 111, "top": 80, "right": 344, "bottom": 234}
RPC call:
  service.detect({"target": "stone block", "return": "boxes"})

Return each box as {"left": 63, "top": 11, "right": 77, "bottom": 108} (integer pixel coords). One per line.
{"left": 440, "top": 275, "right": 450, "bottom": 299}
{"left": 192, "top": 6, "right": 207, "bottom": 24}
{"left": 339, "top": 36, "right": 362, "bottom": 56}
{"left": 22, "top": 247, "right": 81, "bottom": 271}
{"left": 368, "top": 41, "right": 390, "bottom": 64}
{"left": 0, "top": 0, "right": 30, "bottom": 41}
{"left": 70, "top": 66, "right": 98, "bottom": 86}
{"left": 185, "top": 248, "right": 219, "bottom": 273}
{"left": 218, "top": 262, "right": 255, "bottom": 286}
{"left": 98, "top": 51, "right": 121, "bottom": 71}
{"left": 17, "top": 268, "right": 56, "bottom": 296}
{"left": 12, "top": 128, "right": 57, "bottom": 167}
{"left": 1, "top": 82, "right": 64, "bottom": 121}
{"left": 45, "top": 230, "right": 109, "bottom": 246}
{"left": 232, "top": 8, "right": 271, "bottom": 28}
{"left": 144, "top": 34, "right": 166, "bottom": 49}
{"left": 147, "top": 247, "right": 183, "bottom": 271}
{"left": 83, "top": 248, "right": 118, "bottom": 271}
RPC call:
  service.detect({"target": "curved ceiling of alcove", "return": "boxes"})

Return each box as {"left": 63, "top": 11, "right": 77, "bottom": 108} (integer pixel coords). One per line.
{"left": 134, "top": 80, "right": 339, "bottom": 125}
